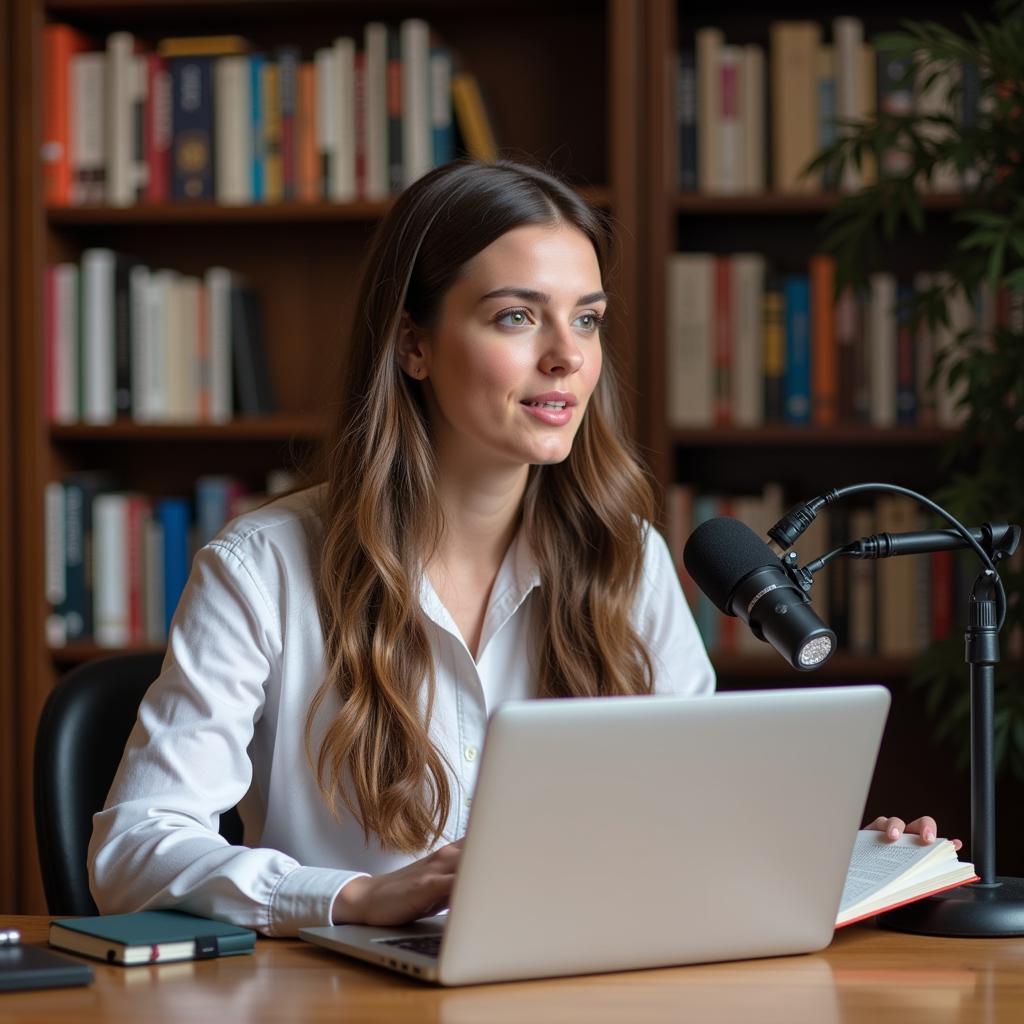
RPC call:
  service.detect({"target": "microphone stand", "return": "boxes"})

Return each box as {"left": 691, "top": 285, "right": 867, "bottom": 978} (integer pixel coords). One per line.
{"left": 773, "top": 483, "right": 1024, "bottom": 937}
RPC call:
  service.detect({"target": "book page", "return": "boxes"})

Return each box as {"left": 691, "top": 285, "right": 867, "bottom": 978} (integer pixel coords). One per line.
{"left": 839, "top": 831, "right": 951, "bottom": 912}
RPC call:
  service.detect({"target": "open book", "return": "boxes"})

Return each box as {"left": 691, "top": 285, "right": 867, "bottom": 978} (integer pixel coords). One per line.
{"left": 836, "top": 830, "right": 978, "bottom": 927}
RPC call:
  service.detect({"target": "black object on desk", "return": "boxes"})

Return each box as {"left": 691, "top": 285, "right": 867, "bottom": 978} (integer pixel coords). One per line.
{"left": 0, "top": 930, "right": 94, "bottom": 992}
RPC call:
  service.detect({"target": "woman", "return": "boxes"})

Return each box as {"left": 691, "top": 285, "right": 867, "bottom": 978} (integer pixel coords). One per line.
{"left": 89, "top": 159, "right": 950, "bottom": 937}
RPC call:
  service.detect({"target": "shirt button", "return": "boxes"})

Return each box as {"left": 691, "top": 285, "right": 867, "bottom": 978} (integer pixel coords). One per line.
{"left": 464, "top": 745, "right": 478, "bottom": 762}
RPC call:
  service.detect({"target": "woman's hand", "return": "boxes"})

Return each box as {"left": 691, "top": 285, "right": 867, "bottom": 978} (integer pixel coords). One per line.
{"left": 866, "top": 815, "right": 963, "bottom": 852}
{"left": 331, "top": 838, "right": 464, "bottom": 926}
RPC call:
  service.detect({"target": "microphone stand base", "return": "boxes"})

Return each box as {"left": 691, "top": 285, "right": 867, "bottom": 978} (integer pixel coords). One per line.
{"left": 878, "top": 876, "right": 1024, "bottom": 936}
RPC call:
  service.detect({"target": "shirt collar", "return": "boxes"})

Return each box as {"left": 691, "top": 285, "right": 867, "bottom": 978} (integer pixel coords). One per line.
{"left": 417, "top": 527, "right": 541, "bottom": 661}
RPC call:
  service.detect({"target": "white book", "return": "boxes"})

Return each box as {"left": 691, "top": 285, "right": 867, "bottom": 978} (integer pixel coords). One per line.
{"left": 868, "top": 272, "right": 897, "bottom": 427}
{"left": 81, "top": 248, "right": 117, "bottom": 424}
{"left": 93, "top": 493, "right": 129, "bottom": 647}
{"left": 741, "top": 45, "right": 765, "bottom": 193}
{"left": 314, "top": 48, "right": 336, "bottom": 195}
{"left": 53, "top": 263, "right": 79, "bottom": 423}
{"left": 695, "top": 27, "right": 723, "bottom": 194}
{"left": 70, "top": 53, "right": 106, "bottom": 204}
{"left": 400, "top": 18, "right": 433, "bottom": 186}
{"left": 128, "top": 263, "right": 150, "bottom": 422}
{"left": 730, "top": 253, "right": 766, "bottom": 426}
{"left": 717, "top": 46, "right": 743, "bottom": 194}
{"left": 204, "top": 267, "right": 234, "bottom": 423}
{"left": 164, "top": 272, "right": 186, "bottom": 422}
{"left": 215, "top": 56, "right": 252, "bottom": 205}
{"left": 331, "top": 37, "right": 357, "bottom": 202}
{"left": 106, "top": 32, "right": 136, "bottom": 207}
{"left": 364, "top": 22, "right": 390, "bottom": 200}
{"left": 934, "top": 274, "right": 971, "bottom": 427}
{"left": 144, "top": 514, "right": 166, "bottom": 644}
{"left": 137, "top": 268, "right": 176, "bottom": 422}
{"left": 666, "top": 253, "right": 714, "bottom": 427}
{"left": 833, "top": 16, "right": 865, "bottom": 192}
{"left": 44, "top": 481, "right": 67, "bottom": 646}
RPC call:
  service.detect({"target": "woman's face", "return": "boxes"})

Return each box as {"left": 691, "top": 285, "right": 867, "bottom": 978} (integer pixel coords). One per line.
{"left": 406, "top": 222, "right": 606, "bottom": 472}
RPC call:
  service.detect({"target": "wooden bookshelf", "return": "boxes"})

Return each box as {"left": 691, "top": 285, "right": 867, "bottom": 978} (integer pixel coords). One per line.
{"left": 5, "top": 0, "right": 643, "bottom": 913}
{"left": 0, "top": 0, "right": 18, "bottom": 915}
{"left": 642, "top": 0, "right": 1009, "bottom": 868}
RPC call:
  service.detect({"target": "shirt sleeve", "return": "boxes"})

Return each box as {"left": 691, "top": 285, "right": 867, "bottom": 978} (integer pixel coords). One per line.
{"left": 634, "top": 525, "right": 716, "bottom": 696}
{"left": 87, "top": 539, "right": 366, "bottom": 937}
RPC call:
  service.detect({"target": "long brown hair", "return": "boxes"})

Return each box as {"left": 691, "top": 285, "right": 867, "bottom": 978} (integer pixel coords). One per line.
{"left": 306, "top": 159, "right": 655, "bottom": 853}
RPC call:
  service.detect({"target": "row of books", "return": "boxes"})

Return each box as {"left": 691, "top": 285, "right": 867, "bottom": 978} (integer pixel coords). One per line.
{"left": 42, "top": 21, "right": 497, "bottom": 207}
{"left": 44, "top": 470, "right": 294, "bottom": 647}
{"left": 664, "top": 483, "right": 967, "bottom": 658}
{"left": 45, "top": 250, "right": 275, "bottom": 425}
{"left": 678, "top": 16, "right": 978, "bottom": 194}
{"left": 665, "top": 251, "right": 1022, "bottom": 430}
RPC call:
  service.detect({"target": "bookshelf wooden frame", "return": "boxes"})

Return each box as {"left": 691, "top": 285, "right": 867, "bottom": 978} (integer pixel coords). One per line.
{"left": 1, "top": 0, "right": 19, "bottom": 915}
{"left": 6, "top": 0, "right": 643, "bottom": 913}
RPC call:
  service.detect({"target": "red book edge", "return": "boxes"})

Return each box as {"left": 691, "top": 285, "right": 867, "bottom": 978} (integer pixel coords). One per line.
{"left": 835, "top": 873, "right": 981, "bottom": 929}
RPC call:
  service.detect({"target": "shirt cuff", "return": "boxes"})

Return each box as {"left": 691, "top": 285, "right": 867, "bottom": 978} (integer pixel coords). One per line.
{"left": 268, "top": 865, "right": 370, "bottom": 936}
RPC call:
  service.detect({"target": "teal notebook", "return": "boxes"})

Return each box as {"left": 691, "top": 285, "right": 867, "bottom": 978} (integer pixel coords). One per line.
{"left": 48, "top": 911, "right": 256, "bottom": 966}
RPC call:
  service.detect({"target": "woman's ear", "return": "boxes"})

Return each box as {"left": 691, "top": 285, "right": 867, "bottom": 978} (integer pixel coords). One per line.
{"left": 396, "top": 311, "right": 430, "bottom": 380}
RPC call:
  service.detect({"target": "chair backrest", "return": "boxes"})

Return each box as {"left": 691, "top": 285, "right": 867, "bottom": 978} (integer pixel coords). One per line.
{"left": 34, "top": 652, "right": 244, "bottom": 916}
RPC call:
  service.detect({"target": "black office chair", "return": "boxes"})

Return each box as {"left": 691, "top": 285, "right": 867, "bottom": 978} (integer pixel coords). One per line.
{"left": 34, "top": 651, "right": 244, "bottom": 916}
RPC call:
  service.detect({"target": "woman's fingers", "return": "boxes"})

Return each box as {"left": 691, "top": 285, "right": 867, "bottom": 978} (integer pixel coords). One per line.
{"left": 867, "top": 814, "right": 962, "bottom": 848}
{"left": 905, "top": 816, "right": 938, "bottom": 843}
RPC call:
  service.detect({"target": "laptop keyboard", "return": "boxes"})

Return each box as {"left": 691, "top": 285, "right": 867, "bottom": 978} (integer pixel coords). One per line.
{"left": 376, "top": 934, "right": 442, "bottom": 958}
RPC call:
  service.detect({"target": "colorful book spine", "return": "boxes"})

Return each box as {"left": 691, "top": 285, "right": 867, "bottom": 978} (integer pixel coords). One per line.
{"left": 42, "top": 23, "right": 92, "bottom": 205}
{"left": 170, "top": 56, "right": 216, "bottom": 200}
{"left": 277, "top": 47, "right": 300, "bottom": 200}
{"left": 783, "top": 275, "right": 811, "bottom": 424}
{"left": 156, "top": 497, "right": 191, "bottom": 635}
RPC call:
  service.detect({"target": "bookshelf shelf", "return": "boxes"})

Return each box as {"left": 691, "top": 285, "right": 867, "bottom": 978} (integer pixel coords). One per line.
{"left": 674, "top": 193, "right": 965, "bottom": 215}
{"left": 50, "top": 416, "right": 326, "bottom": 442}
{"left": 46, "top": 188, "right": 614, "bottom": 226}
{"left": 670, "top": 426, "right": 957, "bottom": 448}
{"left": 49, "top": 642, "right": 166, "bottom": 665}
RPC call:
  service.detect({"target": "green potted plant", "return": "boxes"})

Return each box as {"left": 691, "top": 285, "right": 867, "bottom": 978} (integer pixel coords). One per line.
{"left": 807, "top": 0, "right": 1024, "bottom": 780}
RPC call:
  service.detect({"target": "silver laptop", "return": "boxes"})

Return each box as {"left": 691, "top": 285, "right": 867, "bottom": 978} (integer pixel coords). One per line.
{"left": 300, "top": 685, "right": 890, "bottom": 986}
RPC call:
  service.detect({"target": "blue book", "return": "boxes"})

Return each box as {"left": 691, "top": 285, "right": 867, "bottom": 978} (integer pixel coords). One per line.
{"left": 49, "top": 911, "right": 255, "bottom": 966}
{"left": 170, "top": 57, "right": 215, "bottom": 201}
{"left": 430, "top": 46, "right": 455, "bottom": 166}
{"left": 63, "top": 472, "right": 114, "bottom": 641}
{"left": 690, "top": 495, "right": 720, "bottom": 651}
{"left": 783, "top": 275, "right": 811, "bottom": 425}
{"left": 156, "top": 497, "right": 191, "bottom": 634}
{"left": 677, "top": 50, "right": 697, "bottom": 191}
{"left": 250, "top": 53, "right": 266, "bottom": 201}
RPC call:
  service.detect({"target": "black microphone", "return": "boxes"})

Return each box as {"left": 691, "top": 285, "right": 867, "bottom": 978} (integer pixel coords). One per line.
{"left": 683, "top": 517, "right": 837, "bottom": 671}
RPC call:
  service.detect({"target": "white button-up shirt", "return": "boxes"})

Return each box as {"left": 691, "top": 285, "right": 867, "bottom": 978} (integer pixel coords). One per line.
{"left": 89, "top": 488, "right": 715, "bottom": 936}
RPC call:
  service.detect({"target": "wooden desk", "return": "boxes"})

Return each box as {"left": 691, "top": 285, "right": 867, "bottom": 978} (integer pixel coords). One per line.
{"left": 2, "top": 916, "right": 1024, "bottom": 1022}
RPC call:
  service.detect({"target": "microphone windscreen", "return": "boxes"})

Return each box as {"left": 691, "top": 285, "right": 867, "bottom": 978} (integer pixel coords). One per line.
{"left": 683, "top": 517, "right": 780, "bottom": 615}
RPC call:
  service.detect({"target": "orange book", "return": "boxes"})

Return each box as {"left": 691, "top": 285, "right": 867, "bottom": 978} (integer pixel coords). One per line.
{"left": 42, "top": 23, "right": 93, "bottom": 205}
{"left": 810, "top": 253, "right": 837, "bottom": 425}
{"left": 297, "top": 62, "right": 318, "bottom": 201}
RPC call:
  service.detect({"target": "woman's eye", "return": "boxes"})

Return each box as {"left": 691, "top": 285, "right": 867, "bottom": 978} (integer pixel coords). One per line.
{"left": 575, "top": 312, "right": 605, "bottom": 331}
{"left": 496, "top": 307, "right": 532, "bottom": 327}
